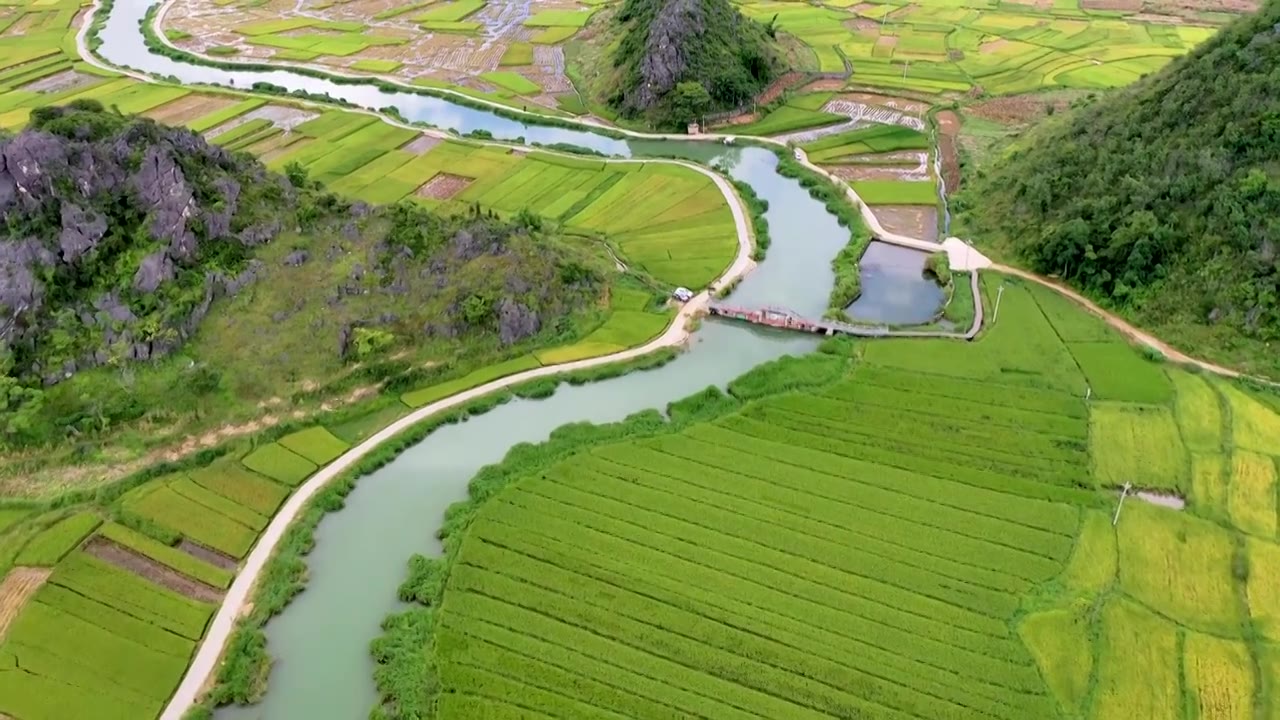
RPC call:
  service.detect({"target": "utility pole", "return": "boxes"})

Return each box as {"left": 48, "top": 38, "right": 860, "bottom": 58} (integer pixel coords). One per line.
{"left": 992, "top": 284, "right": 1005, "bottom": 323}
{"left": 1112, "top": 481, "right": 1133, "bottom": 526}
{"left": 902, "top": 60, "right": 911, "bottom": 82}
{"left": 1086, "top": 385, "right": 1092, "bottom": 402}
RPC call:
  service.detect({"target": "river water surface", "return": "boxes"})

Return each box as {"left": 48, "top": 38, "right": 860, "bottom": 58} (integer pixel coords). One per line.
{"left": 95, "top": 4, "right": 936, "bottom": 716}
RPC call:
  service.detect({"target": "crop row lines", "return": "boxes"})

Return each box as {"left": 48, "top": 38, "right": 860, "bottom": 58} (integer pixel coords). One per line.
{"left": 444, "top": 659, "right": 637, "bottom": 720}
{"left": 470, "top": 528, "right": 1049, "bottom": 711}
{"left": 442, "top": 603, "right": 812, "bottom": 720}
{"left": 448, "top": 570, "right": 947, "bottom": 720}
{"left": 476, "top": 508, "right": 1025, "bottom": 661}
{"left": 610, "top": 428, "right": 1079, "bottom": 536}
{"left": 441, "top": 625, "right": 751, "bottom": 720}
{"left": 847, "top": 367, "right": 1088, "bottom": 418}
{"left": 821, "top": 383, "right": 1089, "bottom": 439}
{"left": 500, "top": 484, "right": 1018, "bottom": 622}
{"left": 709, "top": 412, "right": 1084, "bottom": 494}
{"left": 658, "top": 427, "right": 1074, "bottom": 561}
{"left": 577, "top": 454, "right": 1040, "bottom": 591}
{"left": 529, "top": 472, "right": 1024, "bottom": 615}
{"left": 759, "top": 399, "right": 1088, "bottom": 467}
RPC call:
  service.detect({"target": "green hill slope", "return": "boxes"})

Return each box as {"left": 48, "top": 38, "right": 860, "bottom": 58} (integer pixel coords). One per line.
{"left": 607, "top": 0, "right": 784, "bottom": 126}
{"left": 957, "top": 2, "right": 1280, "bottom": 374}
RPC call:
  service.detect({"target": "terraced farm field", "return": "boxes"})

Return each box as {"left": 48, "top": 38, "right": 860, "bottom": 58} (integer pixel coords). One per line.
{"left": 160, "top": 0, "right": 600, "bottom": 115}
{"left": 735, "top": 0, "right": 1231, "bottom": 96}
{"left": 385, "top": 274, "right": 1280, "bottom": 719}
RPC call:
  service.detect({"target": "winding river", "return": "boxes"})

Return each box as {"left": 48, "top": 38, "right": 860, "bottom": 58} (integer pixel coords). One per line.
{"left": 92, "top": 2, "right": 944, "bottom": 716}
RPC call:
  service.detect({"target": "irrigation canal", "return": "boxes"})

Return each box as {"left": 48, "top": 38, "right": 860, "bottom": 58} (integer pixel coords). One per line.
{"left": 93, "top": 3, "right": 959, "bottom": 717}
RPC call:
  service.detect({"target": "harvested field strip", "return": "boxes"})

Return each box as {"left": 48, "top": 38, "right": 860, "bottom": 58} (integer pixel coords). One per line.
{"left": 97, "top": 522, "right": 233, "bottom": 589}
{"left": 0, "top": 567, "right": 49, "bottom": 640}
{"left": 186, "top": 98, "right": 265, "bottom": 133}
{"left": 13, "top": 512, "right": 100, "bottom": 566}
{"left": 49, "top": 551, "right": 214, "bottom": 640}
{"left": 86, "top": 537, "right": 221, "bottom": 603}
{"left": 1190, "top": 453, "right": 1229, "bottom": 520}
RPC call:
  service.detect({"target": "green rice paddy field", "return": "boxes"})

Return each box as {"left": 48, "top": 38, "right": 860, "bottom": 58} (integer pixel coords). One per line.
{"left": 734, "top": 0, "right": 1225, "bottom": 95}
{"left": 401, "top": 275, "right": 1280, "bottom": 720}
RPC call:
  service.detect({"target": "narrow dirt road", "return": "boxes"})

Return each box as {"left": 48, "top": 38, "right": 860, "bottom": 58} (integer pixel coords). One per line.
{"left": 157, "top": 150, "right": 756, "bottom": 720}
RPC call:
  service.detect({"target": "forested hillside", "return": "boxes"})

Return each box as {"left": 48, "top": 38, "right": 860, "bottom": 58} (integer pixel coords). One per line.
{"left": 607, "top": 0, "right": 783, "bottom": 126}
{"left": 957, "top": 1, "right": 1280, "bottom": 372}
{"left": 0, "top": 102, "right": 602, "bottom": 448}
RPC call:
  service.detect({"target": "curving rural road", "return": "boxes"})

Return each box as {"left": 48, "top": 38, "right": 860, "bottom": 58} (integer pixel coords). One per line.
{"left": 72, "top": 5, "right": 1274, "bottom": 717}
{"left": 156, "top": 143, "right": 756, "bottom": 720}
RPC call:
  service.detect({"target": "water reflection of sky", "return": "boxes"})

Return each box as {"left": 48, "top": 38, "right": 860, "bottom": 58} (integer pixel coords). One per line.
{"left": 847, "top": 242, "right": 945, "bottom": 325}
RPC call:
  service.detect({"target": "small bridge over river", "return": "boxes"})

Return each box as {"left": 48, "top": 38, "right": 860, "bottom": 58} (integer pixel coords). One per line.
{"left": 706, "top": 272, "right": 984, "bottom": 340}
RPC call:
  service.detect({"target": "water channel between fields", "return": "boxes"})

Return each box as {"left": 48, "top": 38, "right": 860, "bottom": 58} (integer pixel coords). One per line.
{"left": 95, "top": 3, "right": 944, "bottom": 716}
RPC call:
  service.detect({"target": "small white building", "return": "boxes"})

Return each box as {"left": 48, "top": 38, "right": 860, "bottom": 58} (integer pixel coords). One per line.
{"left": 672, "top": 287, "right": 694, "bottom": 303}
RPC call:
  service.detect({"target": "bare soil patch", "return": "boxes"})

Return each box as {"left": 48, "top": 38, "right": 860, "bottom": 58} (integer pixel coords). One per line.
{"left": 179, "top": 539, "right": 238, "bottom": 571}
{"left": 205, "top": 104, "right": 317, "bottom": 139}
{"left": 87, "top": 537, "right": 222, "bottom": 603}
{"left": 935, "top": 110, "right": 961, "bottom": 193}
{"left": 1081, "top": 0, "right": 1142, "bottom": 8}
{"left": 1131, "top": 11, "right": 1184, "bottom": 22}
{"left": 0, "top": 567, "right": 51, "bottom": 640}
{"left": 4, "top": 12, "right": 38, "bottom": 36}
{"left": 979, "top": 39, "right": 1011, "bottom": 54}
{"left": 836, "top": 92, "right": 929, "bottom": 115}
{"left": 799, "top": 78, "right": 846, "bottom": 93}
{"left": 22, "top": 69, "right": 95, "bottom": 94}
{"left": 145, "top": 93, "right": 235, "bottom": 124}
{"left": 1004, "top": 0, "right": 1052, "bottom": 7}
{"left": 401, "top": 134, "right": 441, "bottom": 155}
{"left": 829, "top": 164, "right": 927, "bottom": 182}
{"left": 417, "top": 173, "right": 473, "bottom": 199}
{"left": 967, "top": 93, "right": 1077, "bottom": 125}
{"left": 871, "top": 206, "right": 940, "bottom": 242}
{"left": 757, "top": 71, "right": 806, "bottom": 106}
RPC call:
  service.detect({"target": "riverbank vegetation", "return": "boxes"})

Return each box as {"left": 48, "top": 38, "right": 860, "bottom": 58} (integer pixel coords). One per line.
{"left": 957, "top": 0, "right": 1280, "bottom": 378}
{"left": 373, "top": 272, "right": 1280, "bottom": 719}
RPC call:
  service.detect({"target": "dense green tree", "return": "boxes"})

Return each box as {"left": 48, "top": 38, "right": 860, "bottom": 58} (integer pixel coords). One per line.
{"left": 958, "top": 0, "right": 1280, "bottom": 354}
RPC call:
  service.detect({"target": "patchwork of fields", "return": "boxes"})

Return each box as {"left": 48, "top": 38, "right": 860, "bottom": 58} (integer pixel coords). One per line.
{"left": 419, "top": 274, "right": 1280, "bottom": 719}
{"left": 0, "top": 425, "right": 353, "bottom": 720}
{"left": 161, "top": 0, "right": 602, "bottom": 115}
{"left": 735, "top": 0, "right": 1230, "bottom": 96}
